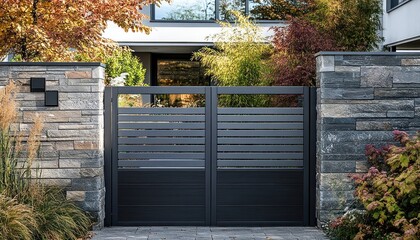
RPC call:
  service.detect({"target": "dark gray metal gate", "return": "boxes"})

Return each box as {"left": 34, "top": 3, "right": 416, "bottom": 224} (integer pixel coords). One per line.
{"left": 104, "top": 86, "right": 316, "bottom": 226}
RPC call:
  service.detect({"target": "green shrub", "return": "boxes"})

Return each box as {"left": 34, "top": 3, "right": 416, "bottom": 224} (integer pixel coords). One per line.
{"left": 328, "top": 131, "right": 420, "bottom": 240}
{"left": 105, "top": 47, "right": 146, "bottom": 86}
{"left": 0, "top": 194, "right": 37, "bottom": 240}
{"left": 193, "top": 11, "right": 273, "bottom": 107}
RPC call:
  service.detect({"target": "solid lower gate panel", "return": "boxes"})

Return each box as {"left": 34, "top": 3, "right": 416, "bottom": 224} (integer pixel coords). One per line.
{"left": 117, "top": 170, "right": 206, "bottom": 225}
{"left": 216, "top": 170, "right": 304, "bottom": 225}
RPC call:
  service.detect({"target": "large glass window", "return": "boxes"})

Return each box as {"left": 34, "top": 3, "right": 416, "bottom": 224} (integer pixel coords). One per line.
{"left": 219, "top": 0, "right": 246, "bottom": 21}
{"left": 388, "top": 0, "right": 411, "bottom": 10}
{"left": 153, "top": 55, "right": 209, "bottom": 107}
{"left": 154, "top": 0, "right": 216, "bottom": 20}
{"left": 153, "top": 0, "right": 287, "bottom": 21}
{"left": 157, "top": 59, "right": 208, "bottom": 86}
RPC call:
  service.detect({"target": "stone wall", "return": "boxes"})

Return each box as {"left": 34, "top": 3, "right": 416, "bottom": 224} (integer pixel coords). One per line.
{"left": 315, "top": 52, "right": 420, "bottom": 225}
{"left": 0, "top": 63, "right": 105, "bottom": 228}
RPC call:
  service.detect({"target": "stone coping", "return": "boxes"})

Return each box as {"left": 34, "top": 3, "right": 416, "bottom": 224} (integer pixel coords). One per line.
{"left": 0, "top": 62, "right": 105, "bottom": 67}
{"left": 315, "top": 51, "right": 420, "bottom": 56}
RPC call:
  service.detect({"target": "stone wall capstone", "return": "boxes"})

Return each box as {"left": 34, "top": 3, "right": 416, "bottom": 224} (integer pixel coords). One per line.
{"left": 0, "top": 62, "right": 105, "bottom": 228}
{"left": 316, "top": 52, "right": 420, "bottom": 226}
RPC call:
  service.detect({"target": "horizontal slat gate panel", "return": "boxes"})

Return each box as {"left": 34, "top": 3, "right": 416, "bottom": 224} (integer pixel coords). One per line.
{"left": 119, "top": 130, "right": 205, "bottom": 137}
{"left": 218, "top": 108, "right": 303, "bottom": 115}
{"left": 119, "top": 145, "right": 205, "bottom": 152}
{"left": 217, "top": 105, "right": 304, "bottom": 169}
{"left": 118, "top": 160, "right": 205, "bottom": 168}
{"left": 217, "top": 130, "right": 303, "bottom": 137}
{"left": 217, "top": 138, "right": 303, "bottom": 145}
{"left": 218, "top": 115, "right": 303, "bottom": 122}
{"left": 118, "top": 138, "right": 205, "bottom": 144}
{"left": 218, "top": 123, "right": 303, "bottom": 130}
{"left": 119, "top": 115, "right": 205, "bottom": 122}
{"left": 119, "top": 153, "right": 205, "bottom": 159}
{"left": 218, "top": 160, "right": 303, "bottom": 167}
{"left": 119, "top": 108, "right": 205, "bottom": 114}
{"left": 218, "top": 153, "right": 303, "bottom": 159}
{"left": 118, "top": 123, "right": 205, "bottom": 129}
{"left": 218, "top": 145, "right": 303, "bottom": 152}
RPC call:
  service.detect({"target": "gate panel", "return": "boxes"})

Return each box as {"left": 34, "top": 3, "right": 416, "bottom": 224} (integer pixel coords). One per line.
{"left": 110, "top": 87, "right": 209, "bottom": 225}
{"left": 214, "top": 87, "right": 307, "bottom": 226}
{"left": 105, "top": 86, "right": 315, "bottom": 226}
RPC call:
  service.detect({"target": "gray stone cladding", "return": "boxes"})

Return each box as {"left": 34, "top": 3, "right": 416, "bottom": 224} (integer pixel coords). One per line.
{"left": 0, "top": 63, "right": 105, "bottom": 228}
{"left": 315, "top": 52, "right": 420, "bottom": 226}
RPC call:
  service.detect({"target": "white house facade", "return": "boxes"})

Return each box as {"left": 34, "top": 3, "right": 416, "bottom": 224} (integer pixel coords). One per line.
{"left": 382, "top": 0, "right": 420, "bottom": 51}
{"left": 103, "top": 1, "right": 285, "bottom": 86}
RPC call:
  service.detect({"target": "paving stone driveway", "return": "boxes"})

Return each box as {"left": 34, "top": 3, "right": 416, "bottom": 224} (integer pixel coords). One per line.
{"left": 93, "top": 226, "right": 328, "bottom": 240}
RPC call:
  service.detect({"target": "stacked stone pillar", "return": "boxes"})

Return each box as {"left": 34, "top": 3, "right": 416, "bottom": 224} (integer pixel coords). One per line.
{"left": 0, "top": 62, "right": 105, "bottom": 228}
{"left": 316, "top": 52, "right": 420, "bottom": 226}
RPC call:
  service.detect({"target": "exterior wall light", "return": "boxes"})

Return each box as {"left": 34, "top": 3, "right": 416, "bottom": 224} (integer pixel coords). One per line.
{"left": 45, "top": 90, "right": 59, "bottom": 107}
{"left": 30, "top": 78, "right": 46, "bottom": 92}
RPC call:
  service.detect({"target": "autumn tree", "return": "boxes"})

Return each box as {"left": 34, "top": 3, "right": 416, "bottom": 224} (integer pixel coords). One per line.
{"left": 0, "top": 0, "right": 163, "bottom": 62}
{"left": 272, "top": 0, "right": 382, "bottom": 87}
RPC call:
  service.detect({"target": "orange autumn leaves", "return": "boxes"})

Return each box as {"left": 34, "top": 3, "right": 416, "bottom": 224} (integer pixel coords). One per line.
{"left": 0, "top": 0, "right": 164, "bottom": 61}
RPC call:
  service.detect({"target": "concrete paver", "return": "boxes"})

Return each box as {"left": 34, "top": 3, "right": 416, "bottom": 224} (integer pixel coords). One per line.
{"left": 93, "top": 227, "right": 328, "bottom": 240}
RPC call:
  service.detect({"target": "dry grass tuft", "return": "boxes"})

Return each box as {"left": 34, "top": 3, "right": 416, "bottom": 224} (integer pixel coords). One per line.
{"left": 0, "top": 82, "right": 17, "bottom": 131}
{"left": 0, "top": 194, "right": 37, "bottom": 240}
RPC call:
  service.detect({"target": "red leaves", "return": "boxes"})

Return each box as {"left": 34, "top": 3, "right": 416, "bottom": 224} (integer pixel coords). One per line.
{"left": 393, "top": 130, "right": 410, "bottom": 145}
{"left": 271, "top": 18, "right": 339, "bottom": 87}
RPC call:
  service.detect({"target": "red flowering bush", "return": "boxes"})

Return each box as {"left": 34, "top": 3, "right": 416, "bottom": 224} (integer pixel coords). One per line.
{"left": 328, "top": 131, "right": 420, "bottom": 240}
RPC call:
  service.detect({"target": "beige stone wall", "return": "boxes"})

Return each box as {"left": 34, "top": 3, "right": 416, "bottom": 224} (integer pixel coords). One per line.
{"left": 0, "top": 63, "right": 105, "bottom": 228}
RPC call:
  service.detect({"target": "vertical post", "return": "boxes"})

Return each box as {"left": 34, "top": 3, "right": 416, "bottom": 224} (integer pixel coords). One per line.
{"left": 309, "top": 87, "right": 317, "bottom": 226}
{"left": 111, "top": 87, "right": 119, "bottom": 225}
{"left": 210, "top": 87, "right": 218, "bottom": 225}
{"left": 104, "top": 87, "right": 112, "bottom": 226}
{"left": 205, "top": 87, "right": 212, "bottom": 225}
{"left": 303, "top": 87, "right": 310, "bottom": 226}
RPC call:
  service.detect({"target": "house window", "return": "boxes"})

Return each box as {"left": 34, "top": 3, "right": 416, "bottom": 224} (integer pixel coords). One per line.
{"left": 154, "top": 0, "right": 216, "bottom": 20}
{"left": 388, "top": 0, "right": 411, "bottom": 11}
{"left": 219, "top": 0, "right": 246, "bottom": 21}
{"left": 152, "top": 54, "right": 209, "bottom": 107}
{"left": 153, "top": 0, "right": 291, "bottom": 21}
{"left": 153, "top": 55, "right": 209, "bottom": 86}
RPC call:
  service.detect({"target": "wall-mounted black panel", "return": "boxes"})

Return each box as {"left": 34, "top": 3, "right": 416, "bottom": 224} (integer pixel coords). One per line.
{"left": 30, "top": 78, "right": 45, "bottom": 92}
{"left": 45, "top": 91, "right": 59, "bottom": 106}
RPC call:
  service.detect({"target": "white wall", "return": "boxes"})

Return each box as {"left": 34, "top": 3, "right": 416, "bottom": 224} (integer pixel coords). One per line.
{"left": 103, "top": 6, "right": 285, "bottom": 46}
{"left": 383, "top": 0, "right": 420, "bottom": 47}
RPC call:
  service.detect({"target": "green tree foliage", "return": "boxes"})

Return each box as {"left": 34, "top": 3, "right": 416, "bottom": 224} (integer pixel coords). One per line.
{"left": 193, "top": 11, "right": 272, "bottom": 87}
{"left": 104, "top": 47, "right": 147, "bottom": 86}
{"left": 306, "top": 0, "right": 383, "bottom": 51}
{"left": 272, "top": 0, "right": 382, "bottom": 86}
{"left": 193, "top": 11, "right": 273, "bottom": 106}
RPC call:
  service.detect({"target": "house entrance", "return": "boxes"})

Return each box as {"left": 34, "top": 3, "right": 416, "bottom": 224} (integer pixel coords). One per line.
{"left": 104, "top": 86, "right": 316, "bottom": 226}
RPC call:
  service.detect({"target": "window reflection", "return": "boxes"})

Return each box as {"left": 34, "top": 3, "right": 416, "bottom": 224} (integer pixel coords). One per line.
{"left": 156, "top": 59, "right": 209, "bottom": 107}
{"left": 155, "top": 0, "right": 216, "bottom": 20}
{"left": 219, "top": 0, "right": 246, "bottom": 21}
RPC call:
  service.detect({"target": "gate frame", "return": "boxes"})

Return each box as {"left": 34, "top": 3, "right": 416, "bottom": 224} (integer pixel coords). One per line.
{"left": 104, "top": 86, "right": 317, "bottom": 226}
